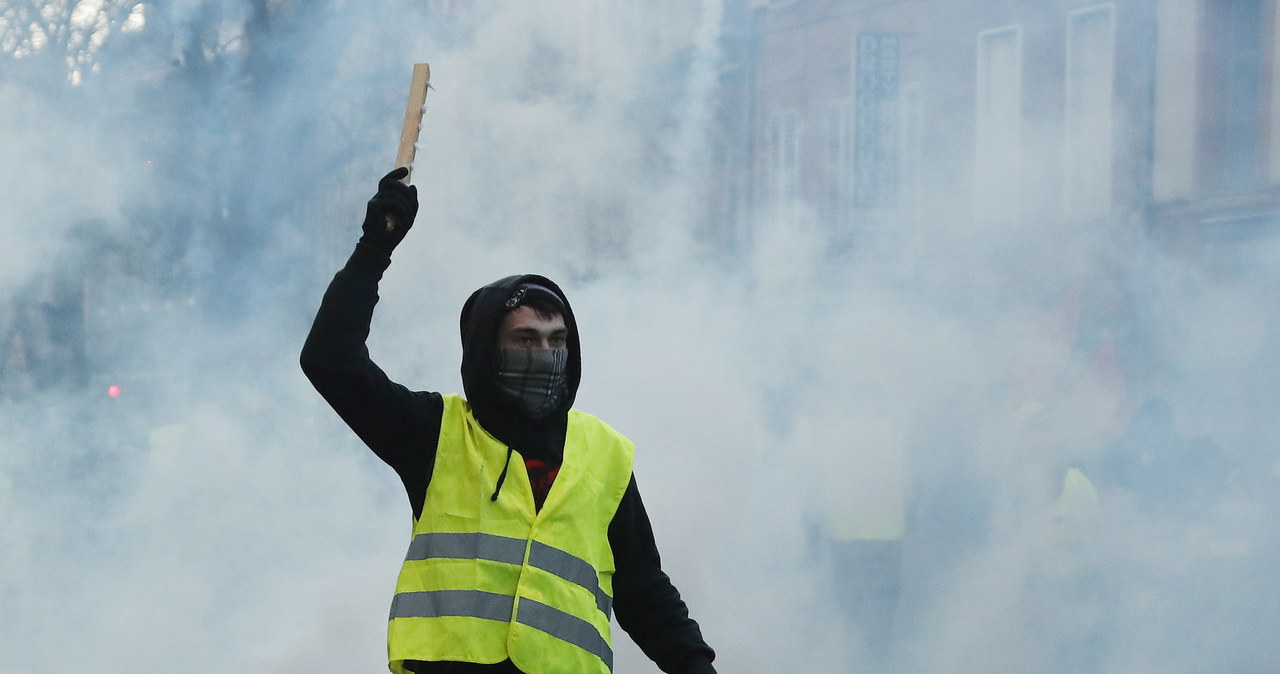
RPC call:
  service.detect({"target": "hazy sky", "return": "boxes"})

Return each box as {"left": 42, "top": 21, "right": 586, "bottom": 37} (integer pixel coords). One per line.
{"left": 2, "top": 2, "right": 1279, "bottom": 673}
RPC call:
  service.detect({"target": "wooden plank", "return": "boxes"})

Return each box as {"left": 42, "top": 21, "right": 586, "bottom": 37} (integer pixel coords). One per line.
{"left": 395, "top": 63, "right": 432, "bottom": 183}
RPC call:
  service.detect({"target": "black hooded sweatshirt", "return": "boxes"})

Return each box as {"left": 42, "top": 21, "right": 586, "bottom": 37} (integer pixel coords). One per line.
{"left": 300, "top": 242, "right": 715, "bottom": 674}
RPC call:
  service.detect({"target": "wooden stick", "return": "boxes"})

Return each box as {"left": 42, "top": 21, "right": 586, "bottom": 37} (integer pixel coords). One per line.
{"left": 395, "top": 63, "right": 432, "bottom": 183}
{"left": 387, "top": 63, "right": 431, "bottom": 231}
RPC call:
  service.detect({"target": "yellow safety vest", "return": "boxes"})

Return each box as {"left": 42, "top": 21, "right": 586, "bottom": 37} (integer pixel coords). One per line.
{"left": 388, "top": 394, "right": 634, "bottom": 674}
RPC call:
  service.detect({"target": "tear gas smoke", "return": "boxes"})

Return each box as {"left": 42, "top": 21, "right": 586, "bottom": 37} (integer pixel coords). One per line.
{"left": 2, "top": 2, "right": 1278, "bottom": 673}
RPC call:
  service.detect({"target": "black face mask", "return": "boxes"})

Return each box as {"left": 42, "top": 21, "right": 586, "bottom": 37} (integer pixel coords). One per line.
{"left": 494, "top": 347, "right": 569, "bottom": 420}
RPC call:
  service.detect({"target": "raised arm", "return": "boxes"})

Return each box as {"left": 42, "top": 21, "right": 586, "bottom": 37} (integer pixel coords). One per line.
{"left": 300, "top": 169, "right": 443, "bottom": 508}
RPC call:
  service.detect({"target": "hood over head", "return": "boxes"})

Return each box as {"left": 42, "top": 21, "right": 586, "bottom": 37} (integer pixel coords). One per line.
{"left": 459, "top": 274, "right": 582, "bottom": 449}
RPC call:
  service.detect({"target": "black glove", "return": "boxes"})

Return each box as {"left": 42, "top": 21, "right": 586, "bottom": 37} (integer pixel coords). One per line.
{"left": 359, "top": 167, "right": 419, "bottom": 254}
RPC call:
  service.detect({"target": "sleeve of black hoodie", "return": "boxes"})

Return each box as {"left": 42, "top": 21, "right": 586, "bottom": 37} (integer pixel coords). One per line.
{"left": 611, "top": 476, "right": 717, "bottom": 673}
{"left": 299, "top": 242, "right": 442, "bottom": 510}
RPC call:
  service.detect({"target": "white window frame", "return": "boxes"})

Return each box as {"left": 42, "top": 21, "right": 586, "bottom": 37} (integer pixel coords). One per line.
{"left": 1064, "top": 4, "right": 1117, "bottom": 219}
{"left": 1153, "top": 0, "right": 1200, "bottom": 200}
{"left": 974, "top": 25, "right": 1024, "bottom": 226}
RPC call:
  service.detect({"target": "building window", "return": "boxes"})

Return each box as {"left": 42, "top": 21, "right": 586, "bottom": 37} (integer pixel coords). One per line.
{"left": 1201, "top": 0, "right": 1266, "bottom": 193}
{"left": 826, "top": 97, "right": 853, "bottom": 229}
{"left": 900, "top": 82, "right": 923, "bottom": 227}
{"left": 1064, "top": 4, "right": 1116, "bottom": 219}
{"left": 1271, "top": 0, "right": 1280, "bottom": 184}
{"left": 975, "top": 25, "right": 1023, "bottom": 226}
{"left": 1153, "top": 0, "right": 1199, "bottom": 201}
{"left": 770, "top": 108, "right": 801, "bottom": 203}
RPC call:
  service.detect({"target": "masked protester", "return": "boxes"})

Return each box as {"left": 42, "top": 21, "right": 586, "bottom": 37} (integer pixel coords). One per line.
{"left": 301, "top": 168, "right": 717, "bottom": 674}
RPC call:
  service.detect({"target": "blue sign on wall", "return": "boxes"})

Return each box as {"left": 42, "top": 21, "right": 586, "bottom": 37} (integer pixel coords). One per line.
{"left": 855, "top": 33, "right": 900, "bottom": 208}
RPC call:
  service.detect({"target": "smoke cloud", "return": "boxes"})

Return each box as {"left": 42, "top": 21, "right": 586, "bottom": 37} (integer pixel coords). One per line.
{"left": 2, "top": 2, "right": 1279, "bottom": 673}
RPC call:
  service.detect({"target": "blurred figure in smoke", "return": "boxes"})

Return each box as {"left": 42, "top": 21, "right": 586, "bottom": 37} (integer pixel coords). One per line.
{"left": 812, "top": 410, "right": 906, "bottom": 669}
{"left": 301, "top": 169, "right": 716, "bottom": 674}
{"left": 1096, "top": 397, "right": 1230, "bottom": 519}
{"left": 0, "top": 273, "right": 89, "bottom": 403}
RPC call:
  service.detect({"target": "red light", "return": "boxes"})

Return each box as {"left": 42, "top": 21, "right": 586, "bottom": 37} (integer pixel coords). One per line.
{"left": 106, "top": 385, "right": 121, "bottom": 398}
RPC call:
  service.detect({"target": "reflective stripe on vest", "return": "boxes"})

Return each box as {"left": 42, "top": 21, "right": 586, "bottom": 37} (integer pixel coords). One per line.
{"left": 403, "top": 532, "right": 613, "bottom": 618}
{"left": 388, "top": 394, "right": 633, "bottom": 674}
{"left": 389, "top": 590, "right": 612, "bottom": 667}
{"left": 391, "top": 589, "right": 514, "bottom": 623}
{"left": 517, "top": 598, "right": 613, "bottom": 668}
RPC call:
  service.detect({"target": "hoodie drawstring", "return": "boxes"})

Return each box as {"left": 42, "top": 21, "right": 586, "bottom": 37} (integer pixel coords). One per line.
{"left": 491, "top": 446, "right": 515, "bottom": 501}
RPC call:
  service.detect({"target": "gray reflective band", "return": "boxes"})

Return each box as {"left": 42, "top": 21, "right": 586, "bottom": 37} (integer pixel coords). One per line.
{"left": 529, "top": 540, "right": 613, "bottom": 618}
{"left": 404, "top": 532, "right": 527, "bottom": 566}
{"left": 390, "top": 590, "right": 515, "bottom": 623}
{"left": 405, "top": 533, "right": 612, "bottom": 618}
{"left": 517, "top": 598, "right": 613, "bottom": 670}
